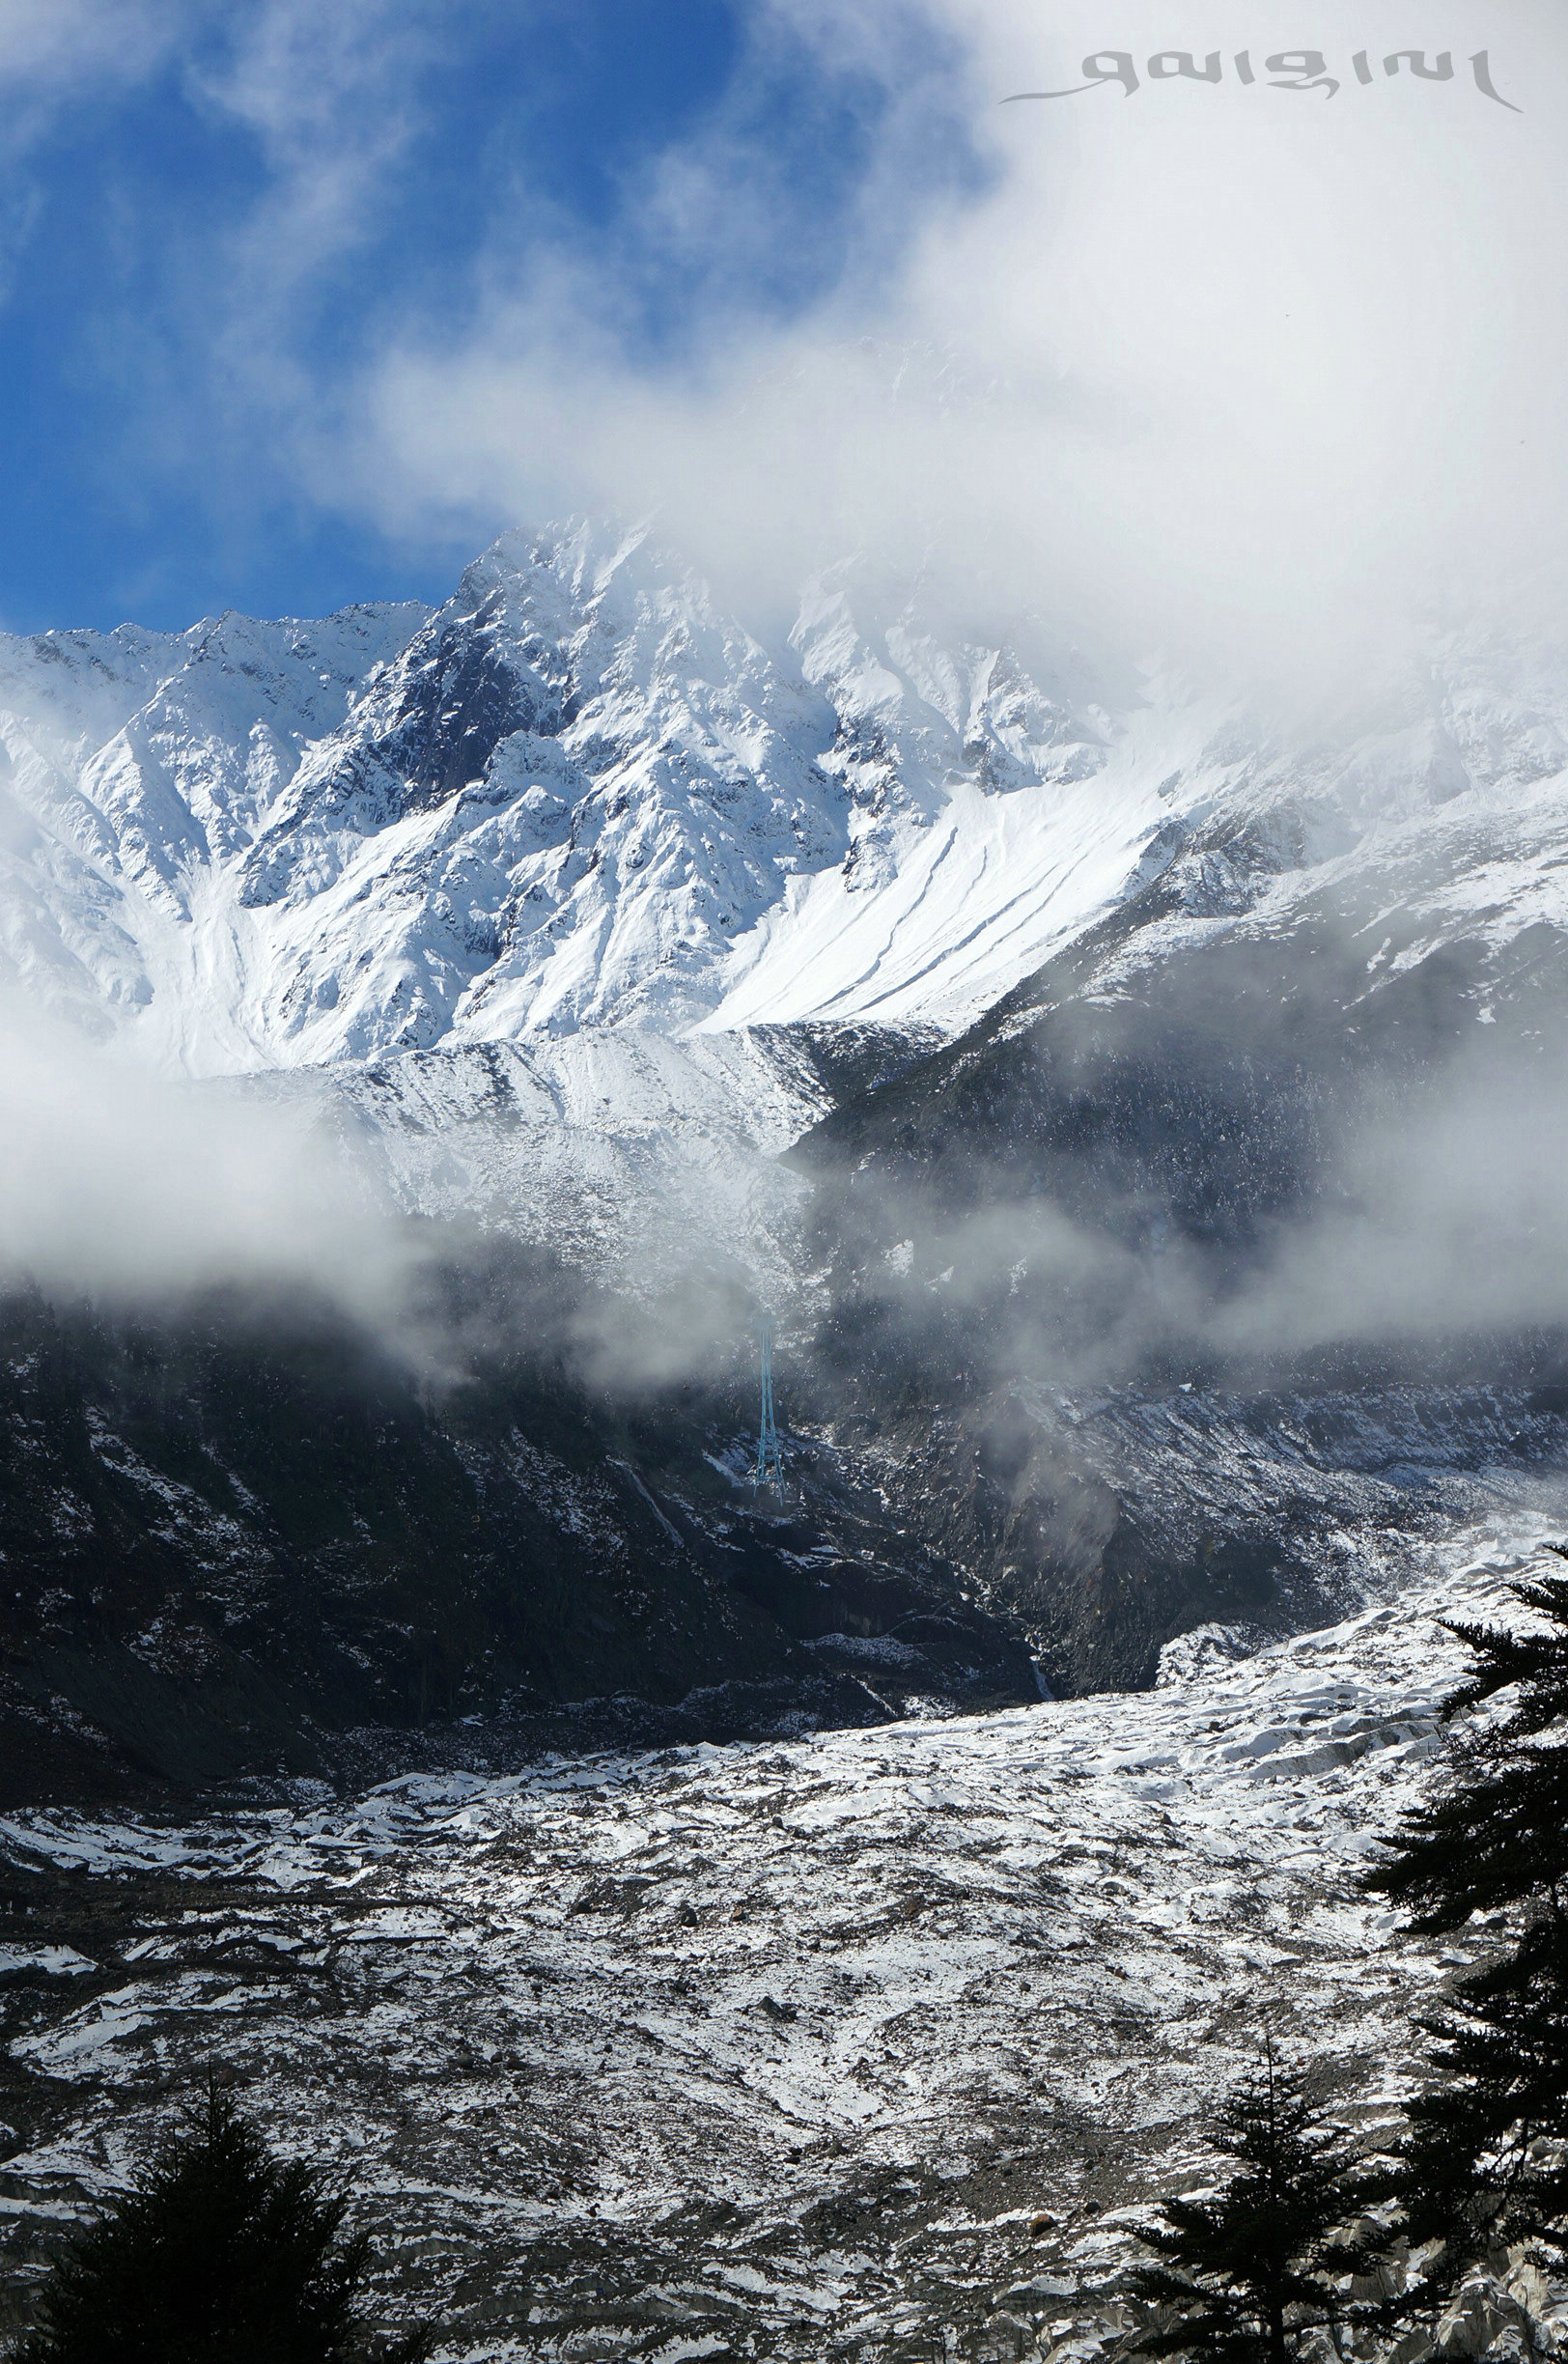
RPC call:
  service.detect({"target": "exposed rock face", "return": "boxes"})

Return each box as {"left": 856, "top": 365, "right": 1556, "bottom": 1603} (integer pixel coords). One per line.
{"left": 0, "top": 1279, "right": 1040, "bottom": 1807}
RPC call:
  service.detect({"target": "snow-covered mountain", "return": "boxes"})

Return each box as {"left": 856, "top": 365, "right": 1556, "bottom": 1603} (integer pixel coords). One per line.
{"left": 9, "top": 519, "right": 1564, "bottom": 1103}
{"left": 0, "top": 521, "right": 1106, "bottom": 1074}
{"left": 6, "top": 519, "right": 1568, "bottom": 1748}
{"left": 7, "top": 513, "right": 1568, "bottom": 1319}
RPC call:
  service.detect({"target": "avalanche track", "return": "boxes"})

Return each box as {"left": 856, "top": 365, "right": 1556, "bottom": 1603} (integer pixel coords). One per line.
{"left": 3, "top": 1478, "right": 1566, "bottom": 2361}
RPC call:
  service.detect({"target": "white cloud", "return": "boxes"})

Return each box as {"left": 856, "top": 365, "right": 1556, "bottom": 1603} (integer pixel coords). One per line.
{"left": 0, "top": 0, "right": 181, "bottom": 93}
{"left": 0, "top": 995, "right": 413, "bottom": 1318}
{"left": 314, "top": 0, "right": 1568, "bottom": 693}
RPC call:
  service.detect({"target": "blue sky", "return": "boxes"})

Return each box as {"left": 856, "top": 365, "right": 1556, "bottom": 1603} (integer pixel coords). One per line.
{"left": 0, "top": 1, "right": 977, "bottom": 633}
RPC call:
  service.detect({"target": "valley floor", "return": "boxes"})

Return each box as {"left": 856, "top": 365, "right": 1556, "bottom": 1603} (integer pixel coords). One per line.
{"left": 4, "top": 1477, "right": 1568, "bottom": 2360}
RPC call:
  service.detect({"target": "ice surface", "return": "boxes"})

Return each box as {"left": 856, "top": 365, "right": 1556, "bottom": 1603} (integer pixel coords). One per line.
{"left": 3, "top": 1484, "right": 1564, "bottom": 2356}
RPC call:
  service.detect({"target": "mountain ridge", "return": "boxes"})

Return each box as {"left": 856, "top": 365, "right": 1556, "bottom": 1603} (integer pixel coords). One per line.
{"left": 0, "top": 520, "right": 1222, "bottom": 1079}
{"left": 5, "top": 525, "right": 1567, "bottom": 1113}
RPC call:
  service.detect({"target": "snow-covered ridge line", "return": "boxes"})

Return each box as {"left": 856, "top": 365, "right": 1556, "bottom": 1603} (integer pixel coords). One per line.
{"left": 6, "top": 519, "right": 1564, "bottom": 1100}
{"left": 0, "top": 521, "right": 1111, "bottom": 1075}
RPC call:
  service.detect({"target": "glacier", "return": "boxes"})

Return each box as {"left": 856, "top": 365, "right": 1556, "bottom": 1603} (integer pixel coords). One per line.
{"left": 0, "top": 1482, "right": 1563, "bottom": 2358}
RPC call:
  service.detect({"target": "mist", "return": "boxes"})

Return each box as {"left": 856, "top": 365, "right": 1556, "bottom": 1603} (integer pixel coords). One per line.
{"left": 0, "top": 998, "right": 773, "bottom": 1400}
{"left": 810, "top": 1023, "right": 1568, "bottom": 1407}
{"left": 1219, "top": 1046, "right": 1568, "bottom": 1361}
{"left": 0, "top": 999, "right": 418, "bottom": 1323}
{"left": 10, "top": 969, "right": 1568, "bottom": 1414}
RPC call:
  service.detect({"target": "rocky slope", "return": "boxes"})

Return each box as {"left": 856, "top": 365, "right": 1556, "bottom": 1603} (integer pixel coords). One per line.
{"left": 0, "top": 1276, "right": 1040, "bottom": 1808}
{"left": 782, "top": 794, "right": 1568, "bottom": 1685}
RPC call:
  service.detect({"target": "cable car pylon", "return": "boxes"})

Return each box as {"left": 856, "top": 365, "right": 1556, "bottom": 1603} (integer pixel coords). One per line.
{"left": 752, "top": 1314, "right": 786, "bottom": 1500}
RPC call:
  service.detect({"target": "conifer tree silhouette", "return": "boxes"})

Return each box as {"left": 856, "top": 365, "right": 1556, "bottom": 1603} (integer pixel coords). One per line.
{"left": 1370, "top": 1550, "right": 1568, "bottom": 1933}
{"left": 1398, "top": 1914, "right": 1568, "bottom": 2272}
{"left": 12, "top": 2079, "right": 435, "bottom": 2364}
{"left": 1131, "top": 2038, "right": 1376, "bottom": 2364}
{"left": 1369, "top": 1546, "right": 1568, "bottom": 2284}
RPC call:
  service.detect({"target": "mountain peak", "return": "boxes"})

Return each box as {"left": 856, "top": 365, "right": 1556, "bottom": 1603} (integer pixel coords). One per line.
{"left": 1, "top": 526, "right": 1565, "bottom": 1084}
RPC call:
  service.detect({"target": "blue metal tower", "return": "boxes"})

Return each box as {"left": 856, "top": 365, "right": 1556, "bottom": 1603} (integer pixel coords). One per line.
{"left": 752, "top": 1315, "right": 786, "bottom": 1499}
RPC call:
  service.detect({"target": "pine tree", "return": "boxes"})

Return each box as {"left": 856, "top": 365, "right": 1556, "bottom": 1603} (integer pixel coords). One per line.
{"left": 12, "top": 2080, "right": 435, "bottom": 2364}
{"left": 1368, "top": 1554, "right": 1568, "bottom": 1935}
{"left": 1130, "top": 2040, "right": 1377, "bottom": 2364}
{"left": 1368, "top": 1549, "right": 1568, "bottom": 2287}
{"left": 1398, "top": 1913, "right": 1568, "bottom": 2271}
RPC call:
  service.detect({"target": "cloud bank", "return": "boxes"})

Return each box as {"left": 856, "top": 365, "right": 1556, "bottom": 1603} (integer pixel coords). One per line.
{"left": 0, "top": 998, "right": 411, "bottom": 1319}
{"left": 6, "top": 0, "right": 1564, "bottom": 685}
{"left": 330, "top": 0, "right": 1568, "bottom": 690}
